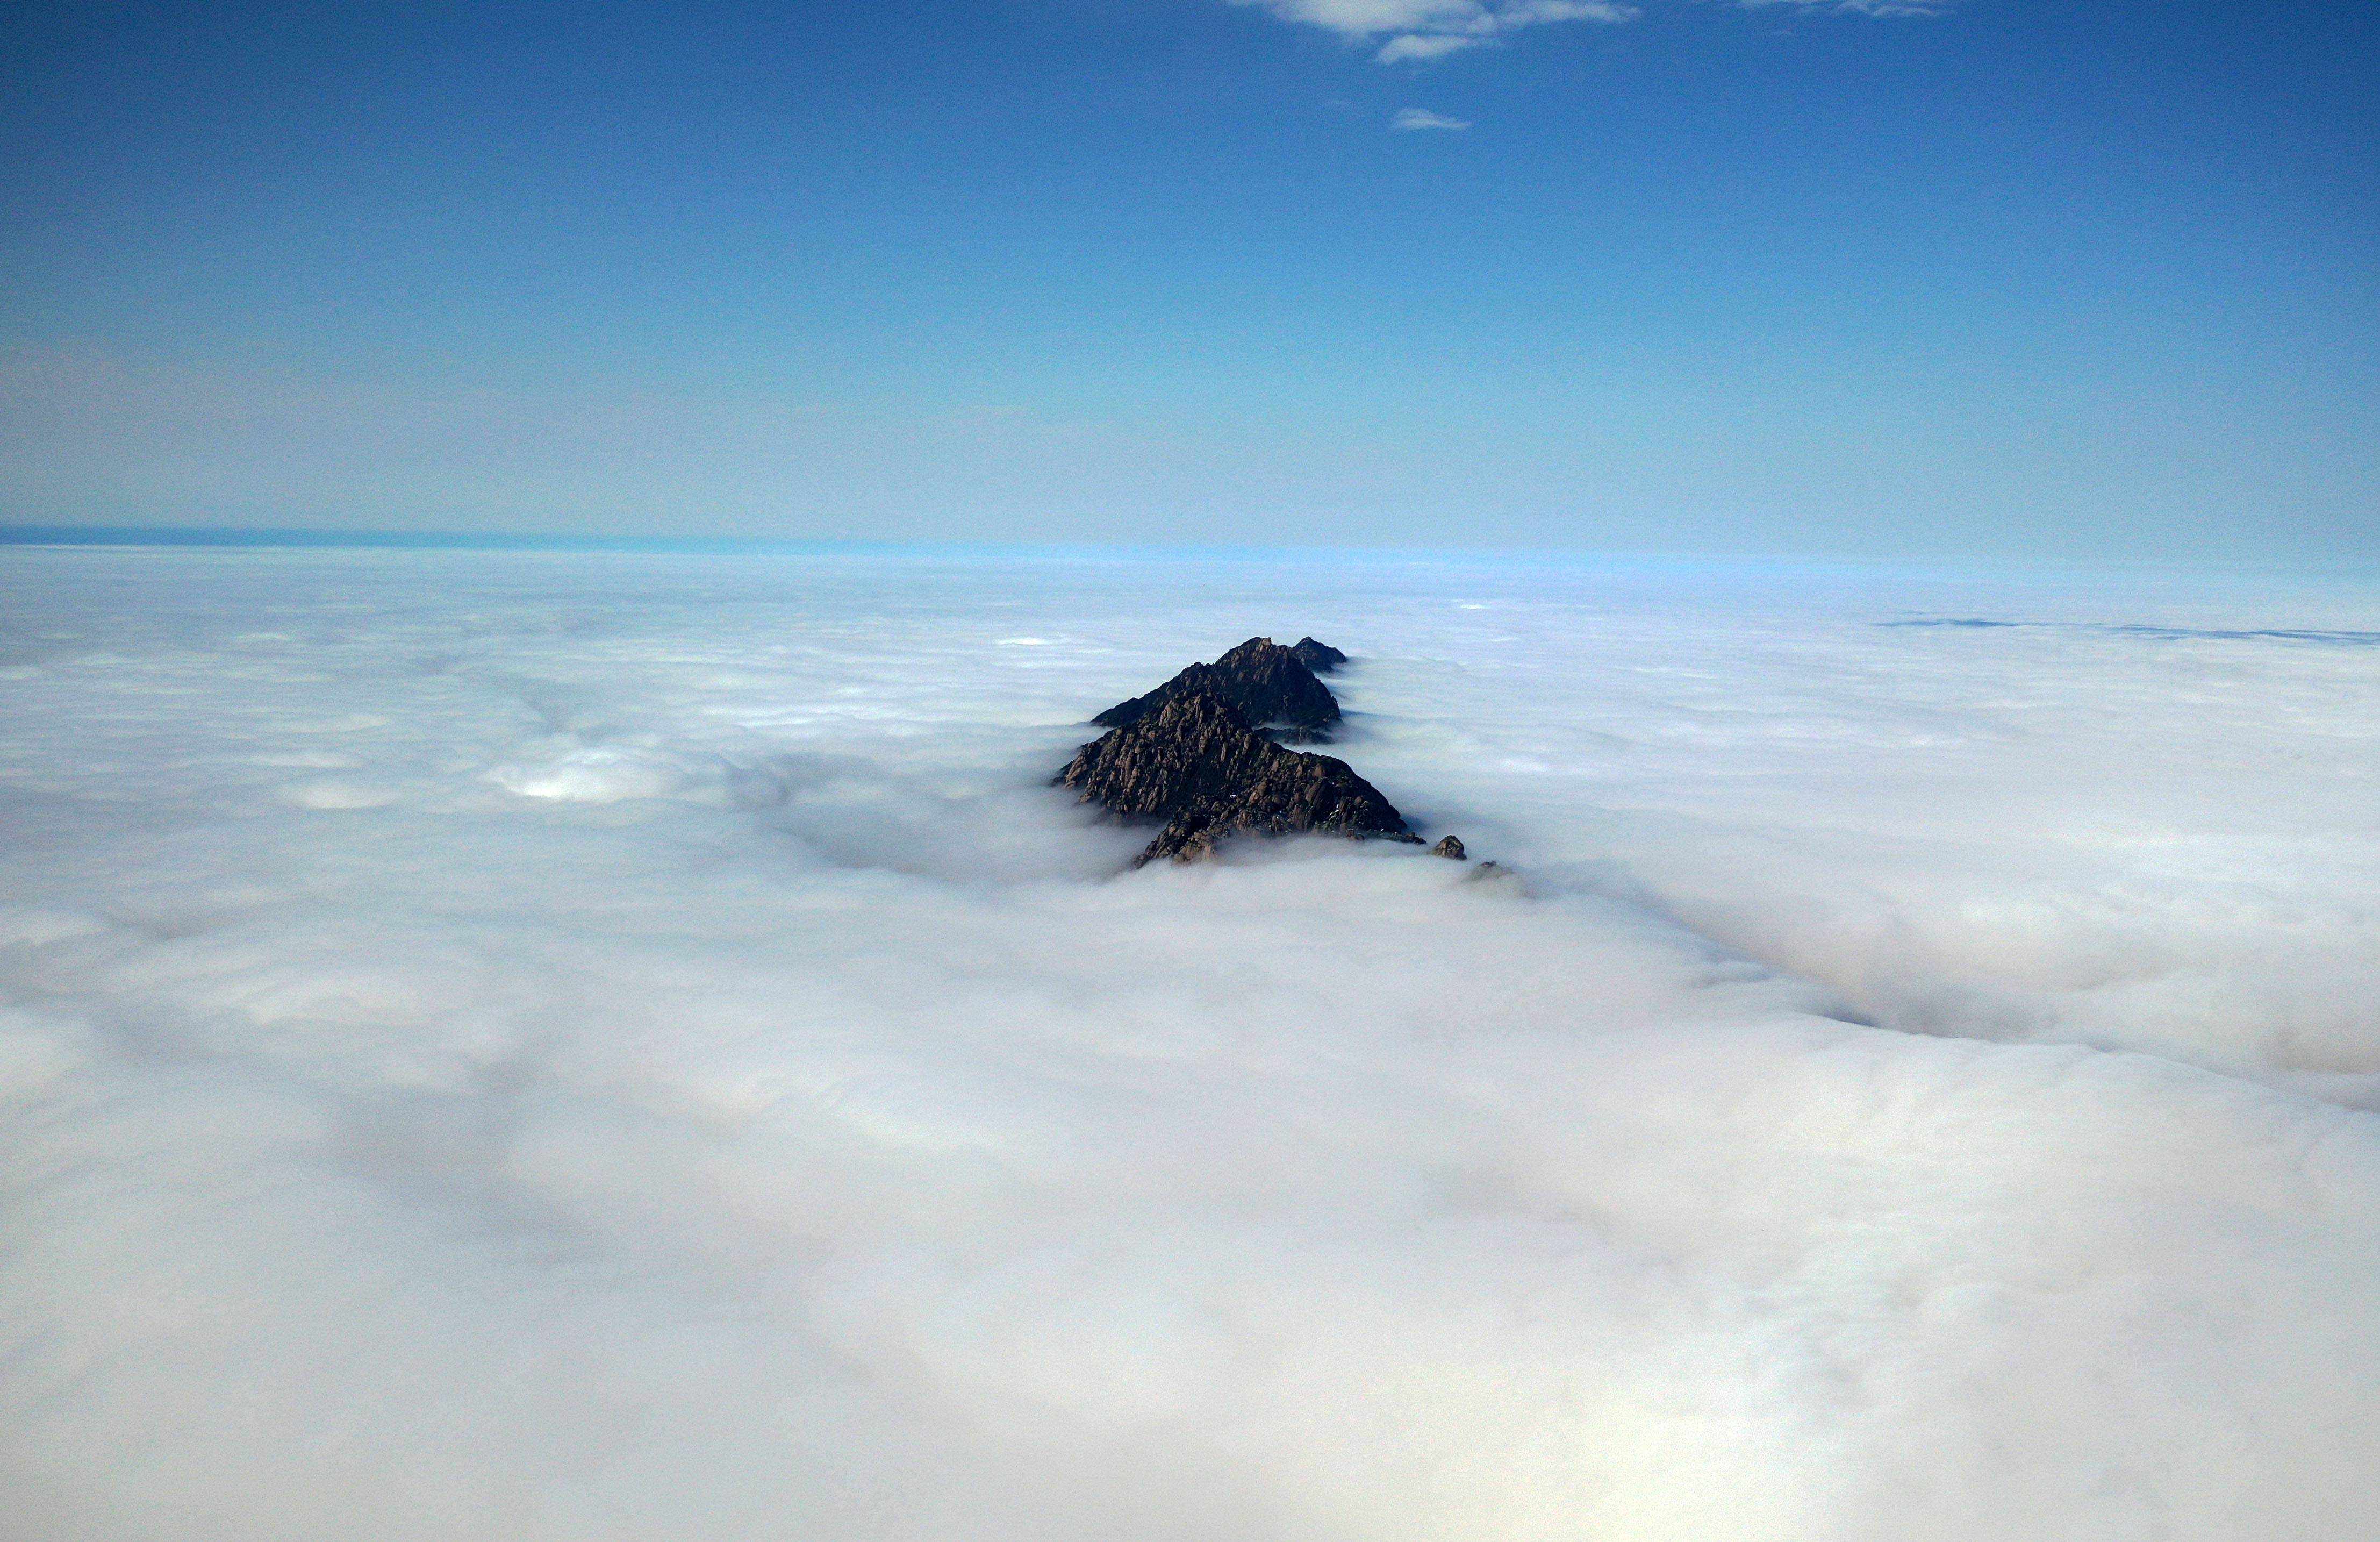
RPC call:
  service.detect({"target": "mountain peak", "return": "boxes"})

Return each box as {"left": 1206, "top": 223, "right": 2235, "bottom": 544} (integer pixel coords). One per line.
{"left": 1091, "top": 636, "right": 1343, "bottom": 744}
{"left": 1058, "top": 688, "right": 1416, "bottom": 866}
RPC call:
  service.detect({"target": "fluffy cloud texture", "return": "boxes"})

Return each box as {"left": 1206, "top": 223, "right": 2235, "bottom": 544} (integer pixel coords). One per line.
{"left": 1, "top": 548, "right": 2376, "bottom": 1540}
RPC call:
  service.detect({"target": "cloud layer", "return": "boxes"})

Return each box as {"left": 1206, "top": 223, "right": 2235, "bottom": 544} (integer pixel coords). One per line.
{"left": 1, "top": 548, "right": 2376, "bottom": 1539}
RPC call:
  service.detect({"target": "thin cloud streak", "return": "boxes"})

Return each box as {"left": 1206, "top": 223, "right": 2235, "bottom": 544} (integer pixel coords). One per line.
{"left": 1234, "top": 0, "right": 1951, "bottom": 63}
{"left": 1378, "top": 33, "right": 1481, "bottom": 61}
{"left": 1234, "top": 0, "right": 1638, "bottom": 65}
{"left": 1392, "top": 106, "right": 1474, "bottom": 128}
{"left": 1735, "top": 0, "right": 1956, "bottom": 13}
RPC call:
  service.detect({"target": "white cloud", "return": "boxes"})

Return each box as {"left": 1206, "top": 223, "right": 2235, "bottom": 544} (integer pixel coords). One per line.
{"left": 1392, "top": 106, "right": 1474, "bottom": 128}
{"left": 1234, "top": 0, "right": 1639, "bottom": 65}
{"left": 1377, "top": 33, "right": 1481, "bottom": 61}
{"left": 1232, "top": 0, "right": 1952, "bottom": 63}
{"left": 2, "top": 549, "right": 2378, "bottom": 1538}
{"left": 1734, "top": 0, "right": 1956, "bottom": 13}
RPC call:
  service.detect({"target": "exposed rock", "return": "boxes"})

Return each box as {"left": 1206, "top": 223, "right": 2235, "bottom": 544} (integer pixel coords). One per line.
{"left": 1289, "top": 636, "right": 1348, "bottom": 674}
{"left": 1430, "top": 835, "right": 1466, "bottom": 860}
{"left": 1092, "top": 637, "right": 1342, "bottom": 743}
{"left": 1056, "top": 689, "right": 1420, "bottom": 866}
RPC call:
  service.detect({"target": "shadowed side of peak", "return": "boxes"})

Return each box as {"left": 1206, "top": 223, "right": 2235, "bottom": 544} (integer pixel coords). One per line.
{"left": 1091, "top": 636, "right": 1343, "bottom": 743}
{"left": 1290, "top": 637, "right": 1347, "bottom": 674}
{"left": 1056, "top": 689, "right": 1416, "bottom": 866}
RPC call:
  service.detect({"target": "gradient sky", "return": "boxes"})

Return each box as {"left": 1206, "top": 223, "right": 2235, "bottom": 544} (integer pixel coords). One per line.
{"left": 3, "top": 0, "right": 2375, "bottom": 563}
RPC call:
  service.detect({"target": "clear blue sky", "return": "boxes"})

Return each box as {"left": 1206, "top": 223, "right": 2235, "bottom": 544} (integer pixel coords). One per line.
{"left": 3, "top": 0, "right": 2374, "bottom": 565}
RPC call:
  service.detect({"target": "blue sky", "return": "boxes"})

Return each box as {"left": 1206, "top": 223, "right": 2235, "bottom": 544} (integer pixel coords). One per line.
{"left": 3, "top": 0, "right": 2375, "bottom": 565}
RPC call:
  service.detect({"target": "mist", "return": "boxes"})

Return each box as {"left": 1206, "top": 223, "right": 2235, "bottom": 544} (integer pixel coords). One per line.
{"left": 3, "top": 547, "right": 2376, "bottom": 1540}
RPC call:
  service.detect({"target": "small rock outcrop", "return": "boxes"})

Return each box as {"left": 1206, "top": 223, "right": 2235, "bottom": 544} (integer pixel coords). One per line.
{"left": 1289, "top": 637, "right": 1348, "bottom": 674}
{"left": 1057, "top": 689, "right": 1420, "bottom": 866}
{"left": 1430, "top": 835, "right": 1466, "bottom": 860}
{"left": 1092, "top": 637, "right": 1342, "bottom": 743}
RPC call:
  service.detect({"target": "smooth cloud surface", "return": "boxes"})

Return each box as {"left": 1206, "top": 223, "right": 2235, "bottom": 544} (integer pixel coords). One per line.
{"left": 1, "top": 548, "right": 2377, "bottom": 1540}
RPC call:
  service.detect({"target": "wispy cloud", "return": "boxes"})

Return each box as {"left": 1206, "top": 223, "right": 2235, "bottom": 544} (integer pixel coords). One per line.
{"left": 1377, "top": 33, "right": 1481, "bottom": 62}
{"left": 1236, "top": 0, "right": 1954, "bottom": 62}
{"left": 1736, "top": 0, "right": 1955, "bottom": 13}
{"left": 1392, "top": 107, "right": 1474, "bottom": 130}
{"left": 1235, "top": 0, "right": 1638, "bottom": 65}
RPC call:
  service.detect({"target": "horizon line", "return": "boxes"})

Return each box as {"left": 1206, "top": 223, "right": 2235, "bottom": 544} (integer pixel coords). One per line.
{"left": 0, "top": 524, "right": 2363, "bottom": 584}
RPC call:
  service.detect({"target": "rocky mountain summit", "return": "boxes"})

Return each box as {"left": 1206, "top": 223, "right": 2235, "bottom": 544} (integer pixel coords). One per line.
{"left": 1289, "top": 637, "right": 1347, "bottom": 674}
{"left": 1057, "top": 634, "right": 1475, "bottom": 867}
{"left": 1092, "top": 636, "right": 1342, "bottom": 743}
{"left": 1057, "top": 688, "right": 1420, "bottom": 866}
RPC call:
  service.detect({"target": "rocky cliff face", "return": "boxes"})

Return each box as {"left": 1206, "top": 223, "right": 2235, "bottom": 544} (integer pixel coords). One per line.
{"left": 1056, "top": 689, "right": 1418, "bottom": 866}
{"left": 1091, "top": 637, "right": 1342, "bottom": 743}
{"left": 1289, "top": 637, "right": 1347, "bottom": 674}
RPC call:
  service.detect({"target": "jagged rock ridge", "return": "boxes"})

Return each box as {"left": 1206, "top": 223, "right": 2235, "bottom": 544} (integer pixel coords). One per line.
{"left": 1056, "top": 689, "right": 1420, "bottom": 866}
{"left": 1092, "top": 636, "right": 1342, "bottom": 744}
{"left": 1289, "top": 637, "right": 1347, "bottom": 674}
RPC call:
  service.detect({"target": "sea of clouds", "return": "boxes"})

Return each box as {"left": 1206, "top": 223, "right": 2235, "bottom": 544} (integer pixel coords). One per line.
{"left": 2, "top": 546, "right": 2376, "bottom": 1541}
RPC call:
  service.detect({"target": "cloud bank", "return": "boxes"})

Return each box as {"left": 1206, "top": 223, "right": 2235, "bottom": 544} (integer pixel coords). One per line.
{"left": 1, "top": 548, "right": 2376, "bottom": 1539}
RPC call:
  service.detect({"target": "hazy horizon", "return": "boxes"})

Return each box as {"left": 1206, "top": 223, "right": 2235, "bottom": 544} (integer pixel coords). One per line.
{"left": 6, "top": 523, "right": 2379, "bottom": 589}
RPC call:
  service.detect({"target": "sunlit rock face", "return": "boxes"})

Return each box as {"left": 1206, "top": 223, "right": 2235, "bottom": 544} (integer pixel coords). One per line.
{"left": 1090, "top": 635, "right": 1343, "bottom": 742}
{"left": 1057, "top": 688, "right": 1418, "bottom": 865}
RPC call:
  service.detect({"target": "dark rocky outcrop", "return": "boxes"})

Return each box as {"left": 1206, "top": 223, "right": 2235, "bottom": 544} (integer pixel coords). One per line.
{"left": 1057, "top": 689, "right": 1420, "bottom": 866}
{"left": 1430, "top": 835, "right": 1466, "bottom": 860}
{"left": 1092, "top": 637, "right": 1342, "bottom": 744}
{"left": 1289, "top": 637, "right": 1348, "bottom": 674}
